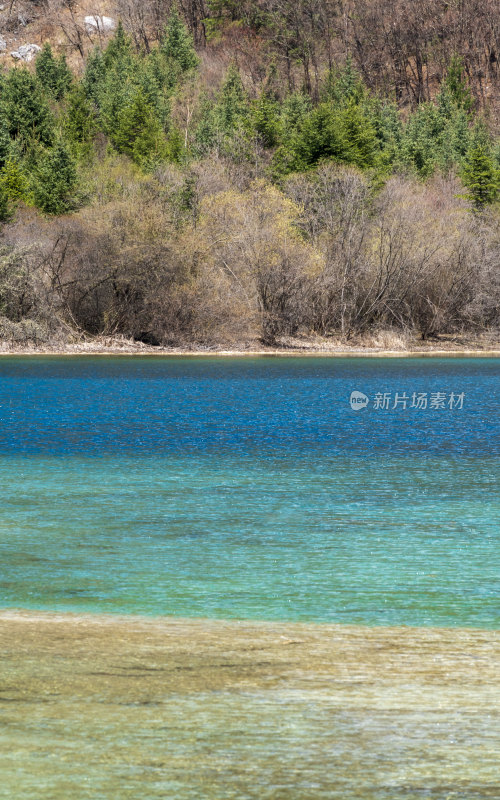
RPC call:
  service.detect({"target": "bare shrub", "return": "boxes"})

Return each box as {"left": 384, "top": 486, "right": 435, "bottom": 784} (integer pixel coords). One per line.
{"left": 0, "top": 242, "right": 63, "bottom": 344}
{"left": 359, "top": 177, "right": 482, "bottom": 339}
{"left": 285, "top": 164, "right": 371, "bottom": 337}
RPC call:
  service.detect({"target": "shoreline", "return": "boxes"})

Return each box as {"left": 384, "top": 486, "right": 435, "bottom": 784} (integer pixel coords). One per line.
{"left": 2, "top": 346, "right": 500, "bottom": 358}
{"left": 1, "top": 607, "right": 498, "bottom": 628}
{"left": 1, "top": 607, "right": 499, "bottom": 631}
{"left": 1, "top": 332, "right": 500, "bottom": 358}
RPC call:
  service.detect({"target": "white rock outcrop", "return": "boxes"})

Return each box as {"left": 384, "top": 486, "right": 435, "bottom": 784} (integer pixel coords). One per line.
{"left": 10, "top": 43, "right": 41, "bottom": 62}
{"left": 84, "top": 15, "right": 116, "bottom": 34}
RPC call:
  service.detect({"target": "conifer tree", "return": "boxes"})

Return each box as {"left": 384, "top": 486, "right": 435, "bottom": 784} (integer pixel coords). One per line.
{"left": 161, "top": 5, "right": 199, "bottom": 74}
{"left": 194, "top": 95, "right": 218, "bottom": 154}
{"left": 462, "top": 143, "right": 499, "bottom": 208}
{"left": 293, "top": 103, "right": 344, "bottom": 169}
{"left": 2, "top": 68, "right": 54, "bottom": 148}
{"left": 83, "top": 48, "right": 106, "bottom": 106}
{"left": 99, "top": 67, "right": 134, "bottom": 140}
{"left": 217, "top": 64, "right": 247, "bottom": 132}
{"left": 445, "top": 55, "right": 474, "bottom": 112}
{"left": 0, "top": 116, "right": 12, "bottom": 221}
{"left": 252, "top": 91, "right": 280, "bottom": 148}
{"left": 104, "top": 21, "right": 134, "bottom": 70}
{"left": 448, "top": 108, "right": 470, "bottom": 163}
{"left": 492, "top": 141, "right": 500, "bottom": 170}
{"left": 340, "top": 101, "right": 377, "bottom": 168}
{"left": 322, "top": 56, "right": 365, "bottom": 106}
{"left": 281, "top": 92, "right": 311, "bottom": 131}
{"left": 267, "top": 93, "right": 311, "bottom": 175}
{"left": 370, "top": 99, "right": 402, "bottom": 169}
{"left": 164, "top": 126, "right": 185, "bottom": 163}
{"left": 276, "top": 92, "right": 311, "bottom": 160}
{"left": 139, "top": 52, "right": 172, "bottom": 128}
{"left": 64, "top": 84, "right": 96, "bottom": 154}
{"left": 195, "top": 65, "right": 249, "bottom": 156}
{"left": 36, "top": 43, "right": 72, "bottom": 100}
{"left": 96, "top": 26, "right": 141, "bottom": 138}
{"left": 0, "top": 114, "right": 11, "bottom": 170}
{"left": 400, "top": 103, "right": 441, "bottom": 177}
{"left": 33, "top": 139, "right": 77, "bottom": 214}
{"left": 113, "top": 90, "right": 166, "bottom": 166}
{"left": 1, "top": 155, "right": 31, "bottom": 204}
{"left": 281, "top": 98, "right": 377, "bottom": 172}
{"left": 436, "top": 85, "right": 456, "bottom": 122}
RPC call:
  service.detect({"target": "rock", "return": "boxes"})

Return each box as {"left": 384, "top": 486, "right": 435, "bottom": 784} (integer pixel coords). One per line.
{"left": 10, "top": 43, "right": 41, "bottom": 62}
{"left": 0, "top": 35, "right": 6, "bottom": 52}
{"left": 84, "top": 15, "right": 116, "bottom": 34}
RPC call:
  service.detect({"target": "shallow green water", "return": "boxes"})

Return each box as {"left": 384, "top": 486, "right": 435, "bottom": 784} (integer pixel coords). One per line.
{"left": 0, "top": 356, "right": 499, "bottom": 626}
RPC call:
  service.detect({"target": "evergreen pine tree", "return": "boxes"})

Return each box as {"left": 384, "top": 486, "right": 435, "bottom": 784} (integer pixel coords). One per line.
{"left": 96, "top": 26, "right": 140, "bottom": 137}
{"left": 293, "top": 103, "right": 344, "bottom": 169}
{"left": 492, "top": 140, "right": 500, "bottom": 170}
{"left": 370, "top": 99, "right": 403, "bottom": 169}
{"left": 64, "top": 84, "right": 96, "bottom": 153}
{"left": 194, "top": 64, "right": 251, "bottom": 158}
{"left": 104, "top": 21, "right": 134, "bottom": 70}
{"left": 322, "top": 56, "right": 364, "bottom": 106}
{"left": 462, "top": 143, "right": 499, "bottom": 208}
{"left": 193, "top": 94, "right": 218, "bottom": 154}
{"left": 143, "top": 47, "right": 175, "bottom": 94}
{"left": 445, "top": 55, "right": 474, "bottom": 112}
{"left": 283, "top": 98, "right": 377, "bottom": 172}
{"left": 139, "top": 51, "right": 172, "bottom": 128}
{"left": 161, "top": 5, "right": 199, "bottom": 73}
{"left": 400, "top": 103, "right": 442, "bottom": 177}
{"left": 113, "top": 90, "right": 166, "bottom": 166}
{"left": 36, "top": 43, "right": 72, "bottom": 100}
{"left": 1, "top": 68, "right": 54, "bottom": 148}
{"left": 83, "top": 47, "right": 107, "bottom": 106}
{"left": 468, "top": 119, "right": 491, "bottom": 150}
{"left": 1, "top": 155, "right": 31, "bottom": 204}
{"left": 55, "top": 53, "right": 72, "bottom": 98}
{"left": 0, "top": 116, "right": 12, "bottom": 220}
{"left": 99, "top": 67, "right": 135, "bottom": 141}
{"left": 33, "top": 139, "right": 77, "bottom": 214}
{"left": 448, "top": 108, "right": 470, "bottom": 163}
{"left": 340, "top": 100, "right": 377, "bottom": 168}
{"left": 252, "top": 91, "right": 280, "bottom": 148}
{"left": 436, "top": 84, "right": 456, "bottom": 122}
{"left": 280, "top": 92, "right": 311, "bottom": 134}
{"left": 262, "top": 60, "right": 281, "bottom": 101}
{"left": 0, "top": 114, "right": 11, "bottom": 169}
{"left": 216, "top": 64, "right": 247, "bottom": 132}
{"left": 165, "top": 126, "right": 185, "bottom": 163}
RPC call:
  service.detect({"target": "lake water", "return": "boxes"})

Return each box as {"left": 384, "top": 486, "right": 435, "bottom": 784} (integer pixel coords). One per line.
{"left": 1, "top": 356, "right": 499, "bottom": 628}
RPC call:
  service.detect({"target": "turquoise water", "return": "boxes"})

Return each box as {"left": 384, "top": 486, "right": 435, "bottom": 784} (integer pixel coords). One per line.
{"left": 0, "top": 356, "right": 499, "bottom": 627}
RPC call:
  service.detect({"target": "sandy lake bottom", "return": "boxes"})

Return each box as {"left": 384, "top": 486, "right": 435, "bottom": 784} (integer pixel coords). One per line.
{"left": 1, "top": 611, "right": 499, "bottom": 800}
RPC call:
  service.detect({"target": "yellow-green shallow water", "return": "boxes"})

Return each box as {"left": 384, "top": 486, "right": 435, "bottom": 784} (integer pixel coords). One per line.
{"left": 1, "top": 611, "right": 499, "bottom": 799}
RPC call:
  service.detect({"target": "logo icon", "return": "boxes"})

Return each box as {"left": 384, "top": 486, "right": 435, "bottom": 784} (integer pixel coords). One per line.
{"left": 349, "top": 390, "right": 369, "bottom": 411}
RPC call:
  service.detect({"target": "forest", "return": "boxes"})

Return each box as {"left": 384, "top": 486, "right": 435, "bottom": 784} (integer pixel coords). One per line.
{"left": 0, "top": 0, "right": 500, "bottom": 348}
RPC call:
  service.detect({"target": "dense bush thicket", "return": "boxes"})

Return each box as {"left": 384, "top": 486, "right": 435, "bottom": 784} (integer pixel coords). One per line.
{"left": 0, "top": 5, "right": 499, "bottom": 346}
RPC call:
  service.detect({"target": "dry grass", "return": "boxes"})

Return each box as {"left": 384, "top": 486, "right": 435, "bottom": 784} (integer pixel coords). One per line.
{"left": 1, "top": 331, "right": 500, "bottom": 356}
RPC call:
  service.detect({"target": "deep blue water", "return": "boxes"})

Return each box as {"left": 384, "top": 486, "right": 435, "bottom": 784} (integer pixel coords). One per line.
{"left": 0, "top": 356, "right": 498, "bottom": 626}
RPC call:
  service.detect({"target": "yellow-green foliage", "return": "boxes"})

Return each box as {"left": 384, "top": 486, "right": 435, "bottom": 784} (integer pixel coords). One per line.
{"left": 1, "top": 159, "right": 32, "bottom": 204}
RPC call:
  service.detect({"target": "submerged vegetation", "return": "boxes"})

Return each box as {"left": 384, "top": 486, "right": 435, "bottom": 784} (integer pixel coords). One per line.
{"left": 0, "top": 1, "right": 500, "bottom": 347}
